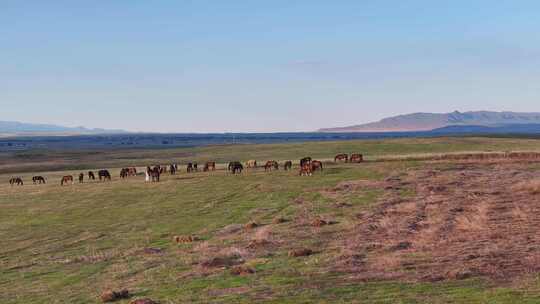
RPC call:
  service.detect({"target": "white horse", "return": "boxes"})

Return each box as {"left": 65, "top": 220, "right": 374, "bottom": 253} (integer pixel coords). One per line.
{"left": 145, "top": 168, "right": 150, "bottom": 182}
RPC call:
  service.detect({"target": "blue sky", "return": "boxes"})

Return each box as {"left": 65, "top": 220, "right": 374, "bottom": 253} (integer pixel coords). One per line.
{"left": 1, "top": 1, "right": 540, "bottom": 132}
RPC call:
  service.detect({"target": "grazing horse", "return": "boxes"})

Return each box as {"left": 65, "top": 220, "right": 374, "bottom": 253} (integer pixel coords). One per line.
{"left": 61, "top": 175, "right": 74, "bottom": 186}
{"left": 246, "top": 160, "right": 257, "bottom": 168}
{"left": 146, "top": 166, "right": 160, "bottom": 182}
{"left": 300, "top": 157, "right": 312, "bottom": 167}
{"left": 98, "top": 169, "right": 112, "bottom": 181}
{"left": 32, "top": 176, "right": 46, "bottom": 184}
{"left": 334, "top": 154, "right": 348, "bottom": 162}
{"left": 79, "top": 173, "right": 84, "bottom": 183}
{"left": 204, "top": 162, "right": 216, "bottom": 172}
{"left": 229, "top": 162, "right": 243, "bottom": 174}
{"left": 311, "top": 160, "right": 323, "bottom": 173}
{"left": 283, "top": 161, "right": 293, "bottom": 171}
{"left": 264, "top": 160, "right": 279, "bottom": 171}
{"left": 88, "top": 171, "right": 96, "bottom": 180}
{"left": 350, "top": 153, "right": 363, "bottom": 163}
{"left": 127, "top": 167, "right": 137, "bottom": 176}
{"left": 299, "top": 163, "right": 312, "bottom": 176}
{"left": 9, "top": 177, "right": 24, "bottom": 186}
{"left": 187, "top": 163, "right": 193, "bottom": 173}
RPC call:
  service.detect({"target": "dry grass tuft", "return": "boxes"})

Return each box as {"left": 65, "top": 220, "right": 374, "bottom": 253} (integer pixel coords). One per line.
{"left": 244, "top": 221, "right": 259, "bottom": 230}
{"left": 100, "top": 289, "right": 129, "bottom": 302}
{"left": 272, "top": 217, "right": 287, "bottom": 224}
{"left": 173, "top": 235, "right": 199, "bottom": 243}
{"left": 288, "top": 248, "right": 313, "bottom": 257}
{"left": 230, "top": 265, "right": 256, "bottom": 276}
{"left": 199, "top": 247, "right": 248, "bottom": 268}
{"left": 311, "top": 218, "right": 328, "bottom": 227}
{"left": 512, "top": 180, "right": 540, "bottom": 195}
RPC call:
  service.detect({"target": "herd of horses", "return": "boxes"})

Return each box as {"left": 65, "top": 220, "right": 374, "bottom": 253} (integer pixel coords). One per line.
{"left": 7, "top": 153, "right": 363, "bottom": 186}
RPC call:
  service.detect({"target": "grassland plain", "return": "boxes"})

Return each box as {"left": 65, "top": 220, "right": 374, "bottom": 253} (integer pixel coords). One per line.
{"left": 3, "top": 137, "right": 540, "bottom": 303}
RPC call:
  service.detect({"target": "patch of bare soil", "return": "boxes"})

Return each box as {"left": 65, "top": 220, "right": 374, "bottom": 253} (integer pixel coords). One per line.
{"left": 338, "top": 161, "right": 540, "bottom": 282}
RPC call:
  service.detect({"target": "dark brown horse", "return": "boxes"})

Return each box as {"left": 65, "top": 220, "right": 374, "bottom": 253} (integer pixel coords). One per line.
{"left": 127, "top": 167, "right": 137, "bottom": 176}
{"left": 300, "top": 157, "right": 312, "bottom": 167}
{"left": 283, "top": 161, "right": 292, "bottom": 171}
{"left": 350, "top": 153, "right": 363, "bottom": 163}
{"left": 229, "top": 161, "right": 243, "bottom": 174}
{"left": 311, "top": 160, "right": 323, "bottom": 173}
{"left": 88, "top": 171, "right": 96, "bottom": 180}
{"left": 204, "top": 162, "right": 216, "bottom": 172}
{"left": 79, "top": 173, "right": 84, "bottom": 183}
{"left": 61, "top": 175, "right": 74, "bottom": 186}
{"left": 187, "top": 163, "right": 194, "bottom": 173}
{"left": 334, "top": 154, "right": 348, "bottom": 162}
{"left": 98, "top": 170, "right": 111, "bottom": 181}
{"left": 169, "top": 164, "right": 176, "bottom": 175}
{"left": 9, "top": 177, "right": 24, "bottom": 186}
{"left": 146, "top": 166, "right": 160, "bottom": 182}
{"left": 32, "top": 176, "right": 46, "bottom": 184}
{"left": 264, "top": 160, "right": 279, "bottom": 171}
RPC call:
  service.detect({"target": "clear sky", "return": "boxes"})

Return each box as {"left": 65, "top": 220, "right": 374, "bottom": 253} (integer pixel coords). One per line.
{"left": 1, "top": 1, "right": 540, "bottom": 132}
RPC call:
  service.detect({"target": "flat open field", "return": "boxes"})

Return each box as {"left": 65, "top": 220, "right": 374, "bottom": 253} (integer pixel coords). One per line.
{"left": 3, "top": 137, "right": 540, "bottom": 303}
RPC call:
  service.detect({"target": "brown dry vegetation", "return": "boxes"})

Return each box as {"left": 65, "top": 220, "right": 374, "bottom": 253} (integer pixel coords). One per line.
{"left": 337, "top": 160, "right": 540, "bottom": 283}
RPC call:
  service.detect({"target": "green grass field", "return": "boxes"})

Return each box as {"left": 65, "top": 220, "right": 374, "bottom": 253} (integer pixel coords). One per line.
{"left": 3, "top": 137, "right": 540, "bottom": 303}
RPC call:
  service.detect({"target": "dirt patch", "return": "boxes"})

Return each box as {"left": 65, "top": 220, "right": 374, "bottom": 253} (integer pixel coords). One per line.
{"left": 288, "top": 248, "right": 314, "bottom": 257}
{"left": 338, "top": 161, "right": 540, "bottom": 282}
{"left": 230, "top": 265, "right": 256, "bottom": 276}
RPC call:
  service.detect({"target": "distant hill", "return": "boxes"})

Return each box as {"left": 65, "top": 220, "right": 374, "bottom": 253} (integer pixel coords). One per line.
{"left": 319, "top": 111, "right": 540, "bottom": 132}
{"left": 0, "top": 121, "right": 128, "bottom": 137}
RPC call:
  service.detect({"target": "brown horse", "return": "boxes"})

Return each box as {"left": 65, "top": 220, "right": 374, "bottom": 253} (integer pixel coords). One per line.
{"left": 169, "top": 164, "right": 176, "bottom": 175}
{"left": 311, "top": 160, "right": 323, "bottom": 173}
{"left": 334, "top": 154, "right": 348, "bottom": 162}
{"left": 88, "top": 171, "right": 96, "bottom": 180}
{"left": 264, "top": 160, "right": 279, "bottom": 171}
{"left": 299, "top": 163, "right": 312, "bottom": 176}
{"left": 9, "top": 177, "right": 24, "bottom": 186}
{"left": 204, "top": 162, "right": 216, "bottom": 172}
{"left": 350, "top": 153, "right": 363, "bottom": 163}
{"left": 283, "top": 161, "right": 292, "bottom": 171}
{"left": 127, "top": 167, "right": 137, "bottom": 176}
{"left": 246, "top": 160, "right": 257, "bottom": 168}
{"left": 32, "top": 176, "right": 46, "bottom": 184}
{"left": 79, "top": 173, "right": 84, "bottom": 183}
{"left": 61, "top": 175, "right": 74, "bottom": 186}
{"left": 146, "top": 166, "right": 160, "bottom": 182}
{"left": 187, "top": 163, "right": 194, "bottom": 173}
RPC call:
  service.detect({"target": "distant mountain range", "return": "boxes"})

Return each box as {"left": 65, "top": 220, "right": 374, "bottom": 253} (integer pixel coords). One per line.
{"left": 0, "top": 121, "right": 128, "bottom": 137}
{"left": 319, "top": 111, "right": 540, "bottom": 132}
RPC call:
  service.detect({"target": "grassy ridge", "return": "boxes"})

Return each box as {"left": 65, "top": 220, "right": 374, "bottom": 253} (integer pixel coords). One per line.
{"left": 4, "top": 137, "right": 540, "bottom": 174}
